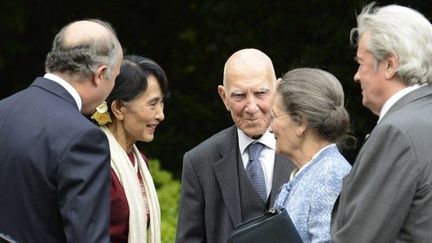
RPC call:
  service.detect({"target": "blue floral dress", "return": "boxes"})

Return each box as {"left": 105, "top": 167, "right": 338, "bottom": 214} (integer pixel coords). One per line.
{"left": 273, "top": 144, "right": 351, "bottom": 243}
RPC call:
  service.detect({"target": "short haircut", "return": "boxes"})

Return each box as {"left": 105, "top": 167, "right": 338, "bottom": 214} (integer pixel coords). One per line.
{"left": 45, "top": 19, "right": 122, "bottom": 81}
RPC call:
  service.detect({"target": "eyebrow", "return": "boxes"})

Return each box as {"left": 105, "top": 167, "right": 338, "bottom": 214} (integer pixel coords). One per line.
{"left": 148, "top": 96, "right": 163, "bottom": 103}
{"left": 230, "top": 89, "right": 244, "bottom": 95}
{"left": 256, "top": 87, "right": 270, "bottom": 92}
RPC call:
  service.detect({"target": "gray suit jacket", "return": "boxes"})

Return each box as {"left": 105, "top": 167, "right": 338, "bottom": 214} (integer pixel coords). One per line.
{"left": 176, "top": 126, "right": 293, "bottom": 243}
{"left": 331, "top": 85, "right": 432, "bottom": 242}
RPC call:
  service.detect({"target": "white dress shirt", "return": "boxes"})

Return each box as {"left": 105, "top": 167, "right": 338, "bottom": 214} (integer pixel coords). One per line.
{"left": 238, "top": 129, "right": 276, "bottom": 197}
{"left": 44, "top": 73, "right": 82, "bottom": 111}
{"left": 378, "top": 84, "right": 424, "bottom": 123}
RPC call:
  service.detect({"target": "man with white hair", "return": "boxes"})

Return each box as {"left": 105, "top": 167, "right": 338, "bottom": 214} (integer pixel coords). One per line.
{"left": 332, "top": 3, "right": 432, "bottom": 242}
{"left": 176, "top": 48, "right": 293, "bottom": 243}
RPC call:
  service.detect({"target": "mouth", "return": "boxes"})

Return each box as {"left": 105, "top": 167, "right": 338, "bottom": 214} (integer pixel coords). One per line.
{"left": 147, "top": 124, "right": 159, "bottom": 132}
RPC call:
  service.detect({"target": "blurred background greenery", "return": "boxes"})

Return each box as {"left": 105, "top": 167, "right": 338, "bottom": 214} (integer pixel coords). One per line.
{"left": 2, "top": 0, "right": 432, "bottom": 241}
{"left": 150, "top": 160, "right": 180, "bottom": 243}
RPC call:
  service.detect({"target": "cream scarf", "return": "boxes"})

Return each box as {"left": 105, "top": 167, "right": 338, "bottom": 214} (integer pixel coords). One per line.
{"left": 101, "top": 126, "right": 161, "bottom": 243}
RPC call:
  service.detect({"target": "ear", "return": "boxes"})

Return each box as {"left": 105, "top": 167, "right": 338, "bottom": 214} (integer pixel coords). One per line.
{"left": 111, "top": 100, "right": 125, "bottom": 120}
{"left": 384, "top": 52, "right": 399, "bottom": 79}
{"left": 93, "top": 65, "right": 109, "bottom": 86}
{"left": 217, "top": 85, "right": 230, "bottom": 111}
{"left": 295, "top": 122, "right": 307, "bottom": 137}
{"left": 294, "top": 116, "right": 307, "bottom": 137}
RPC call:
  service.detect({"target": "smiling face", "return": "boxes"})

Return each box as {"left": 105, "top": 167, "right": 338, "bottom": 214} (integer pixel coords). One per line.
{"left": 218, "top": 49, "right": 276, "bottom": 138}
{"left": 270, "top": 94, "right": 300, "bottom": 157}
{"left": 218, "top": 68, "right": 275, "bottom": 138}
{"left": 354, "top": 32, "right": 389, "bottom": 115}
{"left": 120, "top": 75, "right": 165, "bottom": 144}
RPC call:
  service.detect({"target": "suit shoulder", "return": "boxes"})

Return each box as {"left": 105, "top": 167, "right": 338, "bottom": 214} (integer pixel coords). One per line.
{"left": 184, "top": 126, "right": 236, "bottom": 162}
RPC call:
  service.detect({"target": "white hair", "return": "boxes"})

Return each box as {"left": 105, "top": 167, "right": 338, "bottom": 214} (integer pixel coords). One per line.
{"left": 350, "top": 2, "right": 432, "bottom": 85}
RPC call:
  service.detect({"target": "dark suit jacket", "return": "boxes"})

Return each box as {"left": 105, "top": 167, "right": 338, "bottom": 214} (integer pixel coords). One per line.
{"left": 0, "top": 77, "right": 111, "bottom": 242}
{"left": 331, "top": 85, "right": 432, "bottom": 242}
{"left": 176, "top": 126, "right": 293, "bottom": 243}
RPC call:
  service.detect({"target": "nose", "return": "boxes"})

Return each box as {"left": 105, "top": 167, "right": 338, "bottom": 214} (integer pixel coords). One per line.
{"left": 245, "top": 96, "right": 259, "bottom": 113}
{"left": 354, "top": 70, "right": 360, "bottom": 83}
{"left": 155, "top": 103, "right": 165, "bottom": 121}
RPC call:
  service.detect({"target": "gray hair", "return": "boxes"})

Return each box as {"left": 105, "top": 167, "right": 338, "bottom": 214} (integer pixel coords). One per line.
{"left": 350, "top": 2, "right": 432, "bottom": 85}
{"left": 278, "top": 68, "right": 350, "bottom": 142}
{"left": 45, "top": 19, "right": 122, "bottom": 81}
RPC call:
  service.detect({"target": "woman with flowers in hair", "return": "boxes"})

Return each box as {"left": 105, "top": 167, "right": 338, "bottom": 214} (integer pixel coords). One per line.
{"left": 91, "top": 55, "right": 168, "bottom": 243}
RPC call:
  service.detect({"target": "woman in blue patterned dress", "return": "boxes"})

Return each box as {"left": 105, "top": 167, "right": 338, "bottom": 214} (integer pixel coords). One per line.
{"left": 270, "top": 68, "right": 353, "bottom": 243}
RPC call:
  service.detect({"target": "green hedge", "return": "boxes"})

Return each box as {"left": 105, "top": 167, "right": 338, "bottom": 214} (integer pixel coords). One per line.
{"left": 149, "top": 159, "right": 180, "bottom": 243}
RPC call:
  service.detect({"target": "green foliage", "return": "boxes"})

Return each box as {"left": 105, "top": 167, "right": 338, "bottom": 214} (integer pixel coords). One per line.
{"left": 149, "top": 159, "right": 180, "bottom": 243}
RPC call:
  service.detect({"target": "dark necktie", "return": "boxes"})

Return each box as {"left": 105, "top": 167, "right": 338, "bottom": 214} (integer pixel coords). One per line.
{"left": 246, "top": 142, "right": 267, "bottom": 201}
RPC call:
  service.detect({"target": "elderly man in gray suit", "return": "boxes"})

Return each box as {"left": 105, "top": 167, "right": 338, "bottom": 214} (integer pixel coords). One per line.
{"left": 331, "top": 3, "right": 432, "bottom": 242}
{"left": 176, "top": 48, "right": 293, "bottom": 243}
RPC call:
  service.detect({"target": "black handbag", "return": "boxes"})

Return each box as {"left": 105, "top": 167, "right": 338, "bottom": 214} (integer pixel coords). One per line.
{"left": 227, "top": 208, "right": 303, "bottom": 243}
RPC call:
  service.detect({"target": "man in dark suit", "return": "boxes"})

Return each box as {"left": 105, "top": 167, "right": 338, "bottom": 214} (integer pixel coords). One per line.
{"left": 0, "top": 19, "right": 123, "bottom": 242}
{"left": 331, "top": 3, "right": 432, "bottom": 242}
{"left": 176, "top": 48, "right": 293, "bottom": 243}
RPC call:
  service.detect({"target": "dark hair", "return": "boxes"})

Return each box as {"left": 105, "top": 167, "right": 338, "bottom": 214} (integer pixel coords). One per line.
{"left": 106, "top": 55, "right": 169, "bottom": 108}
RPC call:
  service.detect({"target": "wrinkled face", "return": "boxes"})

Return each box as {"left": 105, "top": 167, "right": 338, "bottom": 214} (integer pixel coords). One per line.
{"left": 270, "top": 94, "right": 299, "bottom": 157}
{"left": 354, "top": 32, "right": 388, "bottom": 115}
{"left": 121, "top": 75, "right": 165, "bottom": 143}
{"left": 219, "top": 70, "right": 275, "bottom": 138}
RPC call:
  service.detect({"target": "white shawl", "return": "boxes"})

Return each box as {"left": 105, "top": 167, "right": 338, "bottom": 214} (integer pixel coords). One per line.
{"left": 102, "top": 126, "right": 161, "bottom": 243}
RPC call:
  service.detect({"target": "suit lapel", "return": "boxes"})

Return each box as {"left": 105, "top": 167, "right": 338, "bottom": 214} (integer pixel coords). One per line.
{"left": 269, "top": 153, "right": 293, "bottom": 206}
{"left": 212, "top": 127, "right": 242, "bottom": 226}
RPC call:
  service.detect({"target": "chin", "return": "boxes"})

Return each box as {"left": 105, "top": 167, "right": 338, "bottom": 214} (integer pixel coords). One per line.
{"left": 245, "top": 127, "right": 268, "bottom": 138}
{"left": 141, "top": 136, "right": 154, "bottom": 143}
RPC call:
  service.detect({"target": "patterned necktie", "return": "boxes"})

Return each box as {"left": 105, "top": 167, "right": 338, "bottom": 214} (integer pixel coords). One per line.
{"left": 246, "top": 142, "right": 267, "bottom": 201}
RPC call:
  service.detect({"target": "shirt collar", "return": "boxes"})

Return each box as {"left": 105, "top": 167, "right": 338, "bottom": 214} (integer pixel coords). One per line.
{"left": 237, "top": 128, "right": 276, "bottom": 154}
{"left": 378, "top": 84, "right": 424, "bottom": 123}
{"left": 44, "top": 73, "right": 82, "bottom": 111}
{"left": 290, "top": 143, "right": 337, "bottom": 180}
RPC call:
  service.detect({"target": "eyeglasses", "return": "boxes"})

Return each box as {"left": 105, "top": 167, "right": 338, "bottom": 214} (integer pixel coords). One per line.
{"left": 267, "top": 111, "right": 290, "bottom": 124}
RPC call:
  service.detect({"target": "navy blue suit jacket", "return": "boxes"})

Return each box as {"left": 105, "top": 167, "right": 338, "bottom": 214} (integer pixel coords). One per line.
{"left": 0, "top": 77, "right": 111, "bottom": 242}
